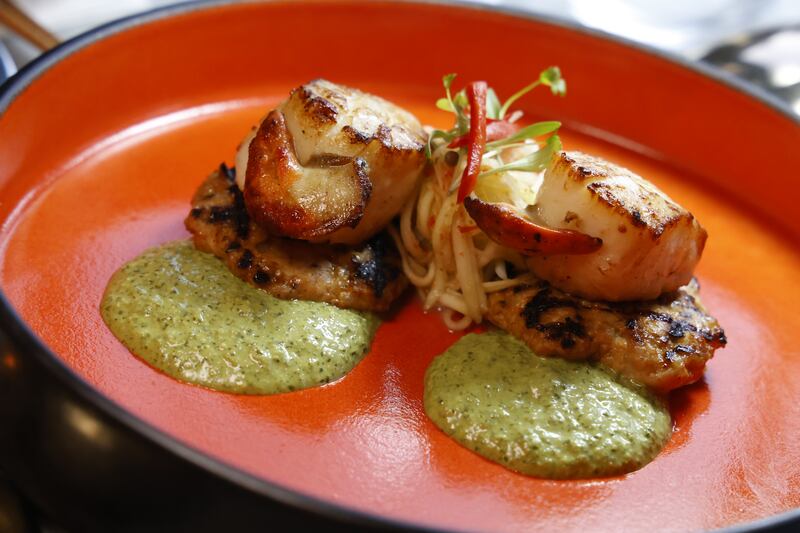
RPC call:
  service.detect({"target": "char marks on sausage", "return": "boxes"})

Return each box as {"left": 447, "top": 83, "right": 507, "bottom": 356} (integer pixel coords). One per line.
{"left": 486, "top": 278, "right": 726, "bottom": 392}
{"left": 185, "top": 165, "right": 407, "bottom": 312}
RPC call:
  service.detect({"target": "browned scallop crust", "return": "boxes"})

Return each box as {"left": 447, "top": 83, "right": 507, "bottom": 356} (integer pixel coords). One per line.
{"left": 286, "top": 79, "right": 427, "bottom": 153}
{"left": 463, "top": 196, "right": 603, "bottom": 255}
{"left": 486, "top": 280, "right": 726, "bottom": 392}
{"left": 185, "top": 166, "right": 408, "bottom": 312}
{"left": 553, "top": 151, "right": 702, "bottom": 239}
{"left": 244, "top": 110, "right": 372, "bottom": 240}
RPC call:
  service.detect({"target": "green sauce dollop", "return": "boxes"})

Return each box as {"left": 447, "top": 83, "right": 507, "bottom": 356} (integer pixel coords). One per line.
{"left": 101, "top": 241, "right": 378, "bottom": 394}
{"left": 424, "top": 331, "right": 671, "bottom": 478}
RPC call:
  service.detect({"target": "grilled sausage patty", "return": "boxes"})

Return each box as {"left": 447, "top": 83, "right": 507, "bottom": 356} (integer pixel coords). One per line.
{"left": 184, "top": 165, "right": 408, "bottom": 311}
{"left": 486, "top": 278, "right": 726, "bottom": 392}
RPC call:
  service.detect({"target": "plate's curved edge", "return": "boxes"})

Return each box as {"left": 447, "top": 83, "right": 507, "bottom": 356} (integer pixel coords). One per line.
{"left": 0, "top": 4, "right": 454, "bottom": 530}
{"left": 429, "top": 0, "right": 799, "bottom": 127}
{"left": 0, "top": 306, "right": 439, "bottom": 533}
{"left": 1, "top": 0, "right": 798, "bottom": 126}
{"left": 0, "top": 1, "right": 797, "bottom": 532}
{"left": 721, "top": 511, "right": 800, "bottom": 533}
{"left": 0, "top": 0, "right": 212, "bottom": 114}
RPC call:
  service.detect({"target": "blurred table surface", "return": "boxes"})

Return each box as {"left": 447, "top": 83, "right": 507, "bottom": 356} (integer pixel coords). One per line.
{"left": 1, "top": 0, "right": 798, "bottom": 55}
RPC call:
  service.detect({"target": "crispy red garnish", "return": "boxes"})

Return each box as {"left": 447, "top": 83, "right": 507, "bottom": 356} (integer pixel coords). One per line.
{"left": 456, "top": 82, "right": 488, "bottom": 203}
{"left": 448, "top": 119, "right": 518, "bottom": 149}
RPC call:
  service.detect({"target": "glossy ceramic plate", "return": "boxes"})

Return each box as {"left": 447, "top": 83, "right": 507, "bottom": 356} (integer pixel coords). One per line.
{"left": 1, "top": 1, "right": 799, "bottom": 531}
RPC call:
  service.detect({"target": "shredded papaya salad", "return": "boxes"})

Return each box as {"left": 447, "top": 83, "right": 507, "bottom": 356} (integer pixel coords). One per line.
{"left": 390, "top": 68, "right": 598, "bottom": 330}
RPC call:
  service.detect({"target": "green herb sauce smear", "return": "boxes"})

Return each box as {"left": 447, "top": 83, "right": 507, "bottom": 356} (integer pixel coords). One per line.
{"left": 424, "top": 331, "right": 671, "bottom": 478}
{"left": 101, "top": 241, "right": 379, "bottom": 394}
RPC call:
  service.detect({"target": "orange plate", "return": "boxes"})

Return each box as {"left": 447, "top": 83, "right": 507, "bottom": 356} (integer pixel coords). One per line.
{"left": 1, "top": 2, "right": 800, "bottom": 531}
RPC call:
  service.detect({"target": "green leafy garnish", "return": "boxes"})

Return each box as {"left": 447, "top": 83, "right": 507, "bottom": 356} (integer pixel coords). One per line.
{"left": 426, "top": 67, "right": 566, "bottom": 179}
{"left": 449, "top": 75, "right": 470, "bottom": 131}
{"left": 486, "top": 88, "right": 501, "bottom": 120}
{"left": 425, "top": 128, "right": 455, "bottom": 159}
{"left": 452, "top": 91, "right": 469, "bottom": 133}
{"left": 443, "top": 73, "right": 457, "bottom": 94}
{"left": 485, "top": 121, "right": 561, "bottom": 150}
{"left": 436, "top": 74, "right": 471, "bottom": 134}
{"left": 539, "top": 66, "right": 567, "bottom": 96}
{"left": 478, "top": 135, "right": 562, "bottom": 178}
{"left": 436, "top": 98, "right": 454, "bottom": 112}
{"left": 498, "top": 66, "right": 566, "bottom": 119}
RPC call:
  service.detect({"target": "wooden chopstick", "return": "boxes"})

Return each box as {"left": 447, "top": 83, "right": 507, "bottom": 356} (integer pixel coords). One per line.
{"left": 0, "top": 0, "right": 59, "bottom": 51}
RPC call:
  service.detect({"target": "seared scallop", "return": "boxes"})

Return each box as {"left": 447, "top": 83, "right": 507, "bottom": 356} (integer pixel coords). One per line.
{"left": 526, "top": 151, "right": 707, "bottom": 301}
{"left": 185, "top": 166, "right": 408, "bottom": 312}
{"left": 236, "top": 79, "right": 427, "bottom": 245}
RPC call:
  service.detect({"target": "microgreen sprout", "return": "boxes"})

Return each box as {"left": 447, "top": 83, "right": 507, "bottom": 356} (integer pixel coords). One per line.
{"left": 485, "top": 121, "right": 561, "bottom": 150}
{"left": 428, "top": 68, "right": 566, "bottom": 202}
{"left": 478, "top": 135, "right": 562, "bottom": 178}
{"left": 429, "top": 67, "right": 566, "bottom": 159}
{"left": 435, "top": 73, "right": 458, "bottom": 112}
{"left": 425, "top": 128, "right": 455, "bottom": 159}
{"left": 497, "top": 66, "right": 566, "bottom": 120}
{"left": 486, "top": 88, "right": 501, "bottom": 120}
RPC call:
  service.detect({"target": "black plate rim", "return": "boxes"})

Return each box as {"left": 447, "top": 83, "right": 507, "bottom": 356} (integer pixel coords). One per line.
{"left": 0, "top": 1, "right": 798, "bottom": 531}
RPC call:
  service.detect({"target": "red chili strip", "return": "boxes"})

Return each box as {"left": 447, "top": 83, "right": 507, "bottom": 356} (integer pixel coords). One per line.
{"left": 448, "top": 119, "right": 518, "bottom": 149}
{"left": 456, "top": 81, "right": 488, "bottom": 203}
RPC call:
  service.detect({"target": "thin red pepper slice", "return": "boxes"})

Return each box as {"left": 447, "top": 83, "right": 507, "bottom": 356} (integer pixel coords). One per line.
{"left": 456, "top": 81, "right": 487, "bottom": 203}
{"left": 448, "top": 119, "right": 518, "bottom": 149}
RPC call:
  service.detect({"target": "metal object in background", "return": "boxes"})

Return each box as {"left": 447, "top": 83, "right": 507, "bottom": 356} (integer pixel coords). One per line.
{"left": 0, "top": 0, "right": 58, "bottom": 50}
{"left": 0, "top": 0, "right": 60, "bottom": 85}
{"left": 703, "top": 25, "right": 800, "bottom": 114}
{"left": 0, "top": 40, "right": 14, "bottom": 83}
{"left": 1, "top": 0, "right": 800, "bottom": 113}
{"left": 0, "top": 0, "right": 188, "bottom": 73}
